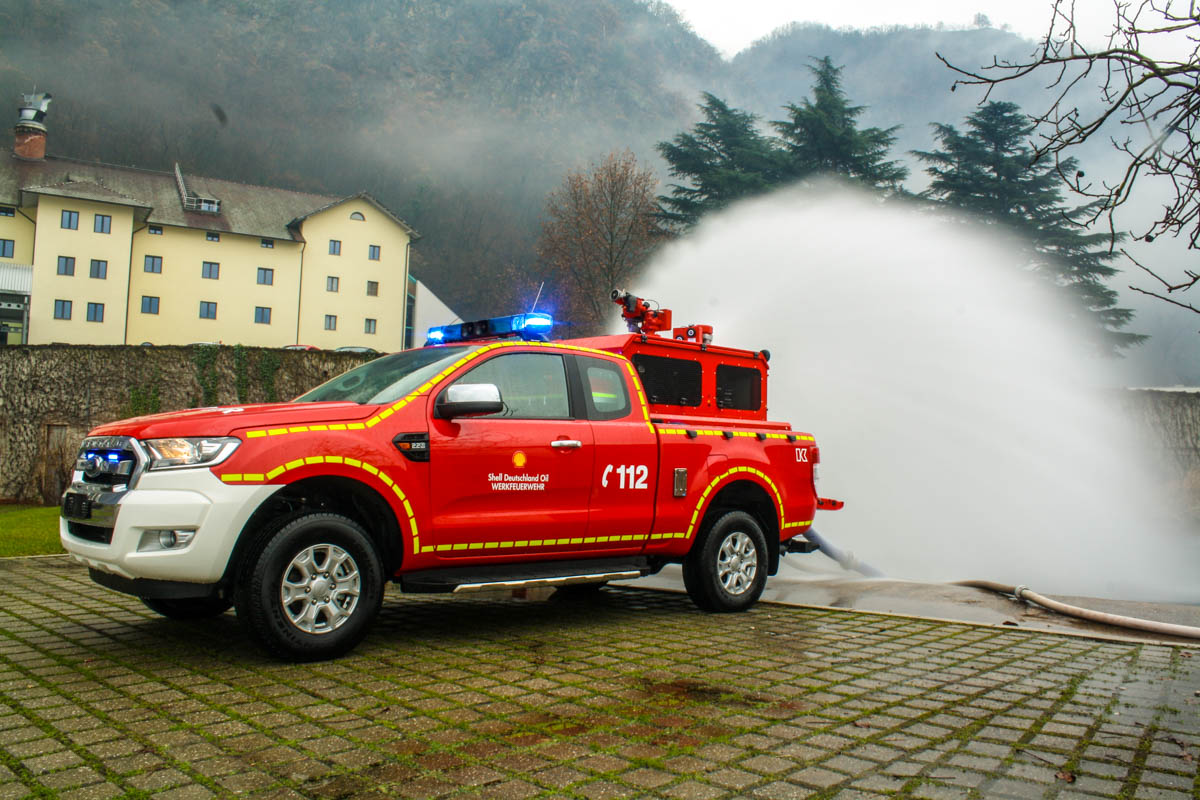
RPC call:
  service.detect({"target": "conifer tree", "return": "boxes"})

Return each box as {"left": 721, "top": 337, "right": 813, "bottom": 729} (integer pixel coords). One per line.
{"left": 656, "top": 93, "right": 783, "bottom": 228}
{"left": 773, "top": 57, "right": 907, "bottom": 190}
{"left": 914, "top": 101, "right": 1144, "bottom": 353}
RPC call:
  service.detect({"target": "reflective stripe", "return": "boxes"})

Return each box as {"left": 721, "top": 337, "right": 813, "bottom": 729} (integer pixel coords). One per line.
{"left": 219, "top": 456, "right": 421, "bottom": 554}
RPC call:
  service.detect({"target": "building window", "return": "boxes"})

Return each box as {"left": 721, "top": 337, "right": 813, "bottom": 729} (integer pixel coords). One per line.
{"left": 206, "top": 231, "right": 220, "bottom": 242}
{"left": 254, "top": 306, "right": 272, "bottom": 325}
{"left": 326, "top": 276, "right": 339, "bottom": 292}
{"left": 324, "top": 314, "right": 337, "bottom": 331}
{"left": 349, "top": 212, "right": 365, "bottom": 221}
{"left": 261, "top": 238, "right": 273, "bottom": 248}
{"left": 89, "top": 259, "right": 107, "bottom": 279}
{"left": 201, "top": 261, "right": 220, "bottom": 280}
{"left": 199, "top": 199, "right": 219, "bottom": 212}
{"left": 93, "top": 214, "right": 111, "bottom": 234}
{"left": 57, "top": 256, "right": 75, "bottom": 276}
{"left": 144, "top": 255, "right": 162, "bottom": 273}
{"left": 368, "top": 245, "right": 381, "bottom": 260}
{"left": 61, "top": 210, "right": 78, "bottom": 229}
{"left": 0, "top": 206, "right": 13, "bottom": 217}
{"left": 0, "top": 239, "right": 13, "bottom": 259}
{"left": 53, "top": 299, "right": 71, "bottom": 320}
{"left": 257, "top": 267, "right": 274, "bottom": 285}
{"left": 148, "top": 225, "right": 163, "bottom": 235}
{"left": 329, "top": 239, "right": 341, "bottom": 255}
{"left": 199, "top": 301, "right": 217, "bottom": 320}
{"left": 364, "top": 318, "right": 377, "bottom": 335}
{"left": 141, "top": 296, "right": 159, "bottom": 315}
{"left": 86, "top": 302, "right": 104, "bottom": 323}
{"left": 366, "top": 280, "right": 379, "bottom": 296}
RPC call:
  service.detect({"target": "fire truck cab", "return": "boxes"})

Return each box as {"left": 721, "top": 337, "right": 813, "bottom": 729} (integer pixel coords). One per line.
{"left": 60, "top": 293, "right": 841, "bottom": 660}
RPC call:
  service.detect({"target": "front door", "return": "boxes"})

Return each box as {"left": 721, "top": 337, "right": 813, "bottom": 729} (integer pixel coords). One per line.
{"left": 428, "top": 351, "right": 594, "bottom": 557}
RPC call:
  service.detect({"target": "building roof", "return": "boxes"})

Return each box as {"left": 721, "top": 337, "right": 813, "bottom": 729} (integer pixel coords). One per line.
{"left": 22, "top": 179, "right": 149, "bottom": 208}
{"left": 288, "top": 192, "right": 421, "bottom": 240}
{"left": 0, "top": 263, "right": 32, "bottom": 294}
{"left": 0, "top": 153, "right": 420, "bottom": 242}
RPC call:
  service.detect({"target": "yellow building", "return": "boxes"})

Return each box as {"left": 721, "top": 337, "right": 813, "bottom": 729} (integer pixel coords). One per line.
{"left": 0, "top": 93, "right": 425, "bottom": 350}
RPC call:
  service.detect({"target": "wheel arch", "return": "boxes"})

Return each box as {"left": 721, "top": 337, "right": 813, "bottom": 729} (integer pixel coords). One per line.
{"left": 222, "top": 475, "right": 405, "bottom": 587}
{"left": 696, "top": 478, "right": 781, "bottom": 575}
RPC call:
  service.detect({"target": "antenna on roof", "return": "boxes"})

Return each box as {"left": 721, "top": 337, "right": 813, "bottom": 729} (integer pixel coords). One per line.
{"left": 530, "top": 281, "right": 545, "bottom": 313}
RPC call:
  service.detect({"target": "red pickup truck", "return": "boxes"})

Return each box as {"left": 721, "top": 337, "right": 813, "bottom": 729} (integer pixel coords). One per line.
{"left": 60, "top": 294, "right": 841, "bottom": 660}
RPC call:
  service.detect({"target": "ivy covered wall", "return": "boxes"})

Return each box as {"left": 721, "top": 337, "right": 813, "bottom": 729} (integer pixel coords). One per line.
{"left": 0, "top": 345, "right": 373, "bottom": 503}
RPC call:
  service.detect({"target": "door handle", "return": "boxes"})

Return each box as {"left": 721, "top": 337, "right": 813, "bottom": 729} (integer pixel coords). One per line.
{"left": 551, "top": 440, "right": 583, "bottom": 449}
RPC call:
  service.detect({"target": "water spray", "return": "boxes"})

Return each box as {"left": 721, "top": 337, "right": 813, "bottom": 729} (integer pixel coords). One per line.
{"left": 632, "top": 181, "right": 1199, "bottom": 607}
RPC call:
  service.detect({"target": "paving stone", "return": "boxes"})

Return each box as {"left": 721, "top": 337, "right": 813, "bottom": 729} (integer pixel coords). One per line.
{"left": 0, "top": 559, "right": 1194, "bottom": 800}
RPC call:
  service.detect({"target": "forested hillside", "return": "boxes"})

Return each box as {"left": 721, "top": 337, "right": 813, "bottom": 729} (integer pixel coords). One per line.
{"left": 0, "top": 0, "right": 1067, "bottom": 316}
{"left": 0, "top": 0, "right": 730, "bottom": 316}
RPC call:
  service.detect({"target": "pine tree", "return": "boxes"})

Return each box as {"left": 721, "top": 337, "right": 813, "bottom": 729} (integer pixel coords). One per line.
{"left": 914, "top": 101, "right": 1144, "bottom": 354}
{"left": 773, "top": 57, "right": 907, "bottom": 190}
{"left": 656, "top": 93, "right": 783, "bottom": 229}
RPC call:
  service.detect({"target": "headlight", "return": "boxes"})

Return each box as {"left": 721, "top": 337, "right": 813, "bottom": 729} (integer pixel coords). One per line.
{"left": 143, "top": 437, "right": 239, "bottom": 470}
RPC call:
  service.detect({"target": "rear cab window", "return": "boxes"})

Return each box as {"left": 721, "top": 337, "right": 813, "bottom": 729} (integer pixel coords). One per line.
{"left": 579, "top": 356, "right": 632, "bottom": 421}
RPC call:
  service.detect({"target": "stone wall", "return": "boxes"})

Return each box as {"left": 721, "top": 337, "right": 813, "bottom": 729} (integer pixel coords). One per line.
{"left": 1118, "top": 389, "right": 1200, "bottom": 476}
{"left": 0, "top": 345, "right": 372, "bottom": 503}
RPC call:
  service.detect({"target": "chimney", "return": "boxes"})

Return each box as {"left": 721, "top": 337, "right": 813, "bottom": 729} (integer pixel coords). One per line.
{"left": 14, "top": 91, "right": 52, "bottom": 160}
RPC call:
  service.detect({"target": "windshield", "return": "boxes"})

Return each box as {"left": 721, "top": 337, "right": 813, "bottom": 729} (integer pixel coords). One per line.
{"left": 295, "top": 346, "right": 475, "bottom": 404}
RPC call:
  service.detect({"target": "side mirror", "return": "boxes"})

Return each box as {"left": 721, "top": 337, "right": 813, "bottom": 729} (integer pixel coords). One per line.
{"left": 435, "top": 383, "right": 503, "bottom": 419}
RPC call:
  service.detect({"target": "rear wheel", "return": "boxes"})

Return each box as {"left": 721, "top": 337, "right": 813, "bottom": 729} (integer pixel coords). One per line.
{"left": 683, "top": 510, "right": 768, "bottom": 612}
{"left": 142, "top": 596, "right": 232, "bottom": 620}
{"left": 235, "top": 512, "right": 383, "bottom": 661}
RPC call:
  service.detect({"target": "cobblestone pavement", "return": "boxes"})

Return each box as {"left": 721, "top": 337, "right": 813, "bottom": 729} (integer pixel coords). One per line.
{"left": 0, "top": 558, "right": 1195, "bottom": 800}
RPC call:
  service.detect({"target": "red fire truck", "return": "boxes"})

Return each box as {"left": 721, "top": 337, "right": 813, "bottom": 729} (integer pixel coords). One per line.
{"left": 60, "top": 292, "right": 842, "bottom": 660}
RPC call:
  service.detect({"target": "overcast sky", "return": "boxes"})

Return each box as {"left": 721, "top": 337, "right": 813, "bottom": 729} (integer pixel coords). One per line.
{"left": 664, "top": 0, "right": 1116, "bottom": 57}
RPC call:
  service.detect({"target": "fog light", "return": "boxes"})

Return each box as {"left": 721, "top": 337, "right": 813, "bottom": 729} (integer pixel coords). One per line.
{"left": 149, "top": 529, "right": 195, "bottom": 549}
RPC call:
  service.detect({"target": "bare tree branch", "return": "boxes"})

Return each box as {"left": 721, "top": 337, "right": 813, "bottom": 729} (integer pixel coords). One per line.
{"left": 940, "top": 1, "right": 1200, "bottom": 322}
{"left": 536, "top": 151, "right": 668, "bottom": 334}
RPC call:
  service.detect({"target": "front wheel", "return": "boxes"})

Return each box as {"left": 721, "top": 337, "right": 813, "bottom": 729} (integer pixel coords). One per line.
{"left": 683, "top": 510, "right": 768, "bottom": 612}
{"left": 235, "top": 512, "right": 383, "bottom": 661}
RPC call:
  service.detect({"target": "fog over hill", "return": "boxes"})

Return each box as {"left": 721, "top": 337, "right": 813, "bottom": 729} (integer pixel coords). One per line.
{"left": 2, "top": 1, "right": 1193, "bottom": 381}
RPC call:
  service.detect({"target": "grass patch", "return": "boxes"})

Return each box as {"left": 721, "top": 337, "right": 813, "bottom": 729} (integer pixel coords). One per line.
{"left": 0, "top": 505, "right": 63, "bottom": 557}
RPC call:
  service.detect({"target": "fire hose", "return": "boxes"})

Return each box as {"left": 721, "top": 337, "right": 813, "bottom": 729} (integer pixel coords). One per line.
{"left": 954, "top": 580, "right": 1200, "bottom": 640}
{"left": 802, "top": 530, "right": 1200, "bottom": 640}
{"left": 802, "top": 528, "right": 884, "bottom": 578}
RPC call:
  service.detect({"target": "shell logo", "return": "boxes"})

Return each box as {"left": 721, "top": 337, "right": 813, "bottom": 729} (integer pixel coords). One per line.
{"left": 512, "top": 451, "right": 527, "bottom": 468}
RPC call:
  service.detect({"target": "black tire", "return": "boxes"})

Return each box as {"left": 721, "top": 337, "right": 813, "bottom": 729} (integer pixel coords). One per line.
{"left": 142, "top": 596, "right": 233, "bottom": 620}
{"left": 683, "top": 510, "right": 768, "bottom": 613}
{"left": 235, "top": 512, "right": 383, "bottom": 661}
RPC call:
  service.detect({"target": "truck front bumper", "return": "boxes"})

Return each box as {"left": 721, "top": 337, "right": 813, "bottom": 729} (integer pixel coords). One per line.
{"left": 61, "top": 468, "right": 277, "bottom": 587}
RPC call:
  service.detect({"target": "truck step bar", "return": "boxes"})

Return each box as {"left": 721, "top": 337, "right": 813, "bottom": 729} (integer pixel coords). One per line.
{"left": 398, "top": 557, "right": 655, "bottom": 594}
{"left": 452, "top": 571, "right": 642, "bottom": 593}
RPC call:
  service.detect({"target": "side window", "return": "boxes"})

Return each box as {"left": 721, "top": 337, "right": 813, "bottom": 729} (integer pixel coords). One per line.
{"left": 579, "top": 357, "right": 631, "bottom": 421}
{"left": 716, "top": 364, "right": 762, "bottom": 410}
{"left": 631, "top": 353, "right": 702, "bottom": 407}
{"left": 453, "top": 353, "right": 570, "bottom": 419}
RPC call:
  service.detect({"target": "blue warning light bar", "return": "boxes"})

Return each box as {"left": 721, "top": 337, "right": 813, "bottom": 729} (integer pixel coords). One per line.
{"left": 425, "top": 312, "right": 554, "bottom": 345}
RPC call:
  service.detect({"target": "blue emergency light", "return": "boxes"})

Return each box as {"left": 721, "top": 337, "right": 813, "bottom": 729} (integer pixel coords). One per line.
{"left": 425, "top": 312, "right": 554, "bottom": 346}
